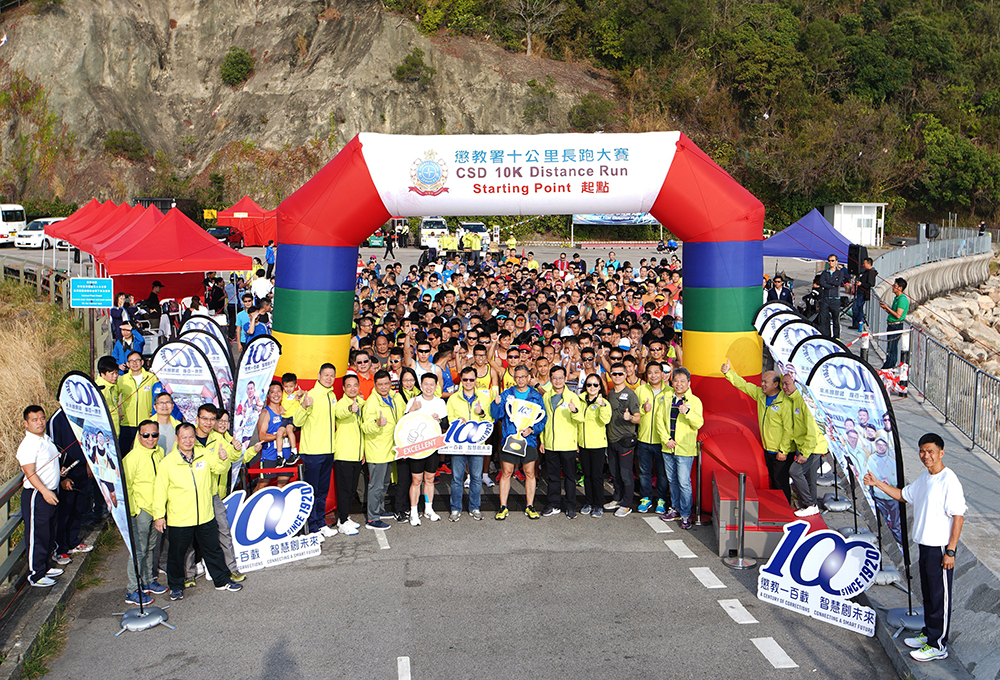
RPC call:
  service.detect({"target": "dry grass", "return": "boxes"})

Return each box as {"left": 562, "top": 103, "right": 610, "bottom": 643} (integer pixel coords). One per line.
{"left": 0, "top": 280, "right": 88, "bottom": 481}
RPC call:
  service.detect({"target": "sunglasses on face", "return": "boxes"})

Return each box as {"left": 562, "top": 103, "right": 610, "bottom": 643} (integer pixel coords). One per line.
{"left": 585, "top": 382, "right": 601, "bottom": 388}
{"left": 611, "top": 372, "right": 625, "bottom": 377}
{"left": 139, "top": 433, "right": 159, "bottom": 439}
{"left": 417, "top": 348, "right": 430, "bottom": 353}
{"left": 461, "top": 378, "right": 476, "bottom": 383}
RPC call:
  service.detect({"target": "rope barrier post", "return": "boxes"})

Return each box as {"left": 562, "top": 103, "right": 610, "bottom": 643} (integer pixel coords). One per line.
{"left": 693, "top": 443, "right": 703, "bottom": 526}
{"left": 723, "top": 473, "right": 756, "bottom": 570}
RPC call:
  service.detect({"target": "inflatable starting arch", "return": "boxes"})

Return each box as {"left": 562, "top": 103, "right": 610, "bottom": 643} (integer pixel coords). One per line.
{"left": 275, "top": 132, "right": 768, "bottom": 485}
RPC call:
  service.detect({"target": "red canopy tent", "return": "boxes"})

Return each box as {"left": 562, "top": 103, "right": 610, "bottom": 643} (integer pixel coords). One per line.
{"left": 91, "top": 206, "right": 163, "bottom": 262}
{"left": 217, "top": 196, "right": 276, "bottom": 247}
{"left": 47, "top": 200, "right": 118, "bottom": 242}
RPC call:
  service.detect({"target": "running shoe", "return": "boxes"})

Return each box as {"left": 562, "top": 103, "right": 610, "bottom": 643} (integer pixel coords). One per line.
{"left": 53, "top": 553, "right": 72, "bottom": 566}
{"left": 592, "top": 507, "right": 604, "bottom": 518}
{"left": 904, "top": 634, "right": 928, "bottom": 649}
{"left": 449, "top": 511, "right": 461, "bottom": 522}
{"left": 495, "top": 506, "right": 509, "bottom": 521}
{"left": 169, "top": 589, "right": 184, "bottom": 601}
{"left": 183, "top": 577, "right": 197, "bottom": 589}
{"left": 580, "top": 504, "right": 593, "bottom": 516}
{"left": 910, "top": 645, "right": 948, "bottom": 662}
{"left": 144, "top": 580, "right": 168, "bottom": 595}
{"left": 525, "top": 505, "right": 541, "bottom": 519}
{"left": 424, "top": 508, "right": 441, "bottom": 522}
{"left": 566, "top": 510, "right": 577, "bottom": 519}
{"left": 45, "top": 568, "right": 63, "bottom": 577}
{"left": 394, "top": 511, "right": 408, "bottom": 522}
{"left": 230, "top": 572, "right": 247, "bottom": 583}
{"left": 410, "top": 511, "right": 421, "bottom": 527}
{"left": 614, "top": 507, "right": 632, "bottom": 518}
{"left": 603, "top": 500, "right": 620, "bottom": 510}
{"left": 482, "top": 473, "right": 495, "bottom": 488}
{"left": 380, "top": 510, "right": 395, "bottom": 521}
{"left": 283, "top": 454, "right": 301, "bottom": 466}
{"left": 655, "top": 499, "right": 666, "bottom": 515}
{"left": 125, "top": 590, "right": 153, "bottom": 606}
{"left": 513, "top": 469, "right": 526, "bottom": 482}
{"left": 637, "top": 497, "right": 652, "bottom": 513}
{"left": 464, "top": 476, "right": 470, "bottom": 489}
{"left": 215, "top": 581, "right": 243, "bottom": 592}
{"left": 366, "top": 520, "right": 391, "bottom": 530}
{"left": 660, "top": 509, "right": 680, "bottom": 521}
{"left": 542, "top": 507, "right": 562, "bottom": 517}
{"left": 680, "top": 518, "right": 692, "bottom": 530}
{"left": 794, "top": 505, "right": 820, "bottom": 517}
{"left": 338, "top": 522, "right": 359, "bottom": 536}
{"left": 69, "top": 543, "right": 94, "bottom": 554}
{"left": 344, "top": 518, "right": 360, "bottom": 530}
{"left": 319, "top": 525, "right": 338, "bottom": 538}
{"left": 470, "top": 509, "right": 483, "bottom": 520}
{"left": 437, "top": 463, "right": 452, "bottom": 475}
{"left": 29, "top": 577, "right": 56, "bottom": 588}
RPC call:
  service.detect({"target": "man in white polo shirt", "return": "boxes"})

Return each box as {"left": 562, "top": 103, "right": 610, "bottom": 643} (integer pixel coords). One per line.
{"left": 17, "top": 405, "right": 64, "bottom": 587}
{"left": 865, "top": 432, "right": 966, "bottom": 663}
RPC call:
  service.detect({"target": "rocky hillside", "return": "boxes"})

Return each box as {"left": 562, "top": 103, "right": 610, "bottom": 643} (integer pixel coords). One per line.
{"left": 0, "top": 0, "right": 611, "bottom": 207}
{"left": 909, "top": 269, "right": 1000, "bottom": 374}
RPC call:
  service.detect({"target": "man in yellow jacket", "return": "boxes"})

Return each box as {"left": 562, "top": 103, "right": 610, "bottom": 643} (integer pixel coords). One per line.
{"left": 722, "top": 359, "right": 793, "bottom": 503}
{"left": 782, "top": 374, "right": 828, "bottom": 517}
{"left": 446, "top": 367, "right": 494, "bottom": 521}
{"left": 152, "top": 422, "right": 242, "bottom": 601}
{"left": 654, "top": 367, "right": 704, "bottom": 529}
{"left": 96, "top": 356, "right": 123, "bottom": 436}
{"left": 361, "top": 370, "right": 405, "bottom": 530}
{"left": 540, "top": 366, "right": 585, "bottom": 518}
{"left": 117, "top": 351, "right": 159, "bottom": 453}
{"left": 292, "top": 363, "right": 338, "bottom": 537}
{"left": 334, "top": 374, "right": 365, "bottom": 536}
{"left": 636, "top": 363, "right": 671, "bottom": 515}
{"left": 122, "top": 420, "right": 167, "bottom": 605}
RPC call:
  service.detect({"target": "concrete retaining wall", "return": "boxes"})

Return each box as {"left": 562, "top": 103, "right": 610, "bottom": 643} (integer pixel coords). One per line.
{"left": 874, "top": 252, "right": 993, "bottom": 304}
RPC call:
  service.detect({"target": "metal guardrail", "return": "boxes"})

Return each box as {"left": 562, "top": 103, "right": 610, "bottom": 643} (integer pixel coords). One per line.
{"left": 0, "top": 473, "right": 25, "bottom": 589}
{"left": 865, "top": 235, "right": 1000, "bottom": 461}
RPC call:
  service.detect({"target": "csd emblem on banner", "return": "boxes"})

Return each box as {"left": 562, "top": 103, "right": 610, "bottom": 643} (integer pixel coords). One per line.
{"left": 757, "top": 521, "right": 879, "bottom": 637}
{"left": 223, "top": 482, "right": 322, "bottom": 573}
{"left": 409, "top": 150, "right": 449, "bottom": 196}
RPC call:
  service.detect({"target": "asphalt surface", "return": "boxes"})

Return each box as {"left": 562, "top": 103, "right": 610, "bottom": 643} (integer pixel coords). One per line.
{"left": 45, "top": 474, "right": 897, "bottom": 680}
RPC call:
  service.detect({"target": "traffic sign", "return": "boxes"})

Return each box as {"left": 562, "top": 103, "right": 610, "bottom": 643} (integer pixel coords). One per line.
{"left": 70, "top": 278, "right": 113, "bottom": 308}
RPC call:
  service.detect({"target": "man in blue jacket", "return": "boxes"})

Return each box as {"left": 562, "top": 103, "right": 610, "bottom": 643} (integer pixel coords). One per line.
{"left": 111, "top": 323, "right": 146, "bottom": 373}
{"left": 491, "top": 365, "right": 547, "bottom": 520}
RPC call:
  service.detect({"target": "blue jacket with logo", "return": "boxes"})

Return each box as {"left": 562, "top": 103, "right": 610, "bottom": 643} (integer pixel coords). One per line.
{"left": 490, "top": 386, "right": 547, "bottom": 448}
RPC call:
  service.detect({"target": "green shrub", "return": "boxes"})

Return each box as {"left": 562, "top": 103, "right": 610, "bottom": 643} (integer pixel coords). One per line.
{"left": 103, "top": 130, "right": 147, "bottom": 161}
{"left": 568, "top": 93, "right": 615, "bottom": 132}
{"left": 524, "top": 76, "right": 556, "bottom": 125}
{"left": 393, "top": 48, "right": 436, "bottom": 86}
{"left": 220, "top": 47, "right": 255, "bottom": 86}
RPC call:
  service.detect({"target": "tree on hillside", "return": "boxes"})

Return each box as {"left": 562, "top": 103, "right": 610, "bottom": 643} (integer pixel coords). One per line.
{"left": 505, "top": 0, "right": 565, "bottom": 56}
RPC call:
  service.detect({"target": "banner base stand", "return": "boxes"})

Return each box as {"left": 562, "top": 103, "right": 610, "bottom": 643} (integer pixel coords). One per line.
{"left": 886, "top": 606, "right": 924, "bottom": 632}
{"left": 114, "top": 606, "right": 174, "bottom": 635}
{"left": 837, "top": 527, "right": 877, "bottom": 544}
{"left": 873, "top": 564, "right": 902, "bottom": 586}
{"left": 816, "top": 473, "right": 836, "bottom": 486}
{"left": 822, "top": 494, "right": 851, "bottom": 512}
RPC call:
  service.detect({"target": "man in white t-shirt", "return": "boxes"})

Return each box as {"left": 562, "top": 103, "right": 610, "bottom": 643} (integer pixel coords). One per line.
{"left": 865, "top": 432, "right": 966, "bottom": 663}
{"left": 250, "top": 269, "right": 273, "bottom": 303}
{"left": 17, "top": 406, "right": 64, "bottom": 587}
{"left": 403, "top": 373, "right": 448, "bottom": 525}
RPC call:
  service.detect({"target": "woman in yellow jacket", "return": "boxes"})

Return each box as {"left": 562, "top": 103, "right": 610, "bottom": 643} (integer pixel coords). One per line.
{"left": 540, "top": 366, "right": 585, "bottom": 518}
{"left": 361, "top": 370, "right": 405, "bottom": 530}
{"left": 152, "top": 422, "right": 242, "bottom": 600}
{"left": 333, "top": 374, "right": 366, "bottom": 535}
{"left": 654, "top": 367, "right": 704, "bottom": 530}
{"left": 577, "top": 373, "right": 613, "bottom": 517}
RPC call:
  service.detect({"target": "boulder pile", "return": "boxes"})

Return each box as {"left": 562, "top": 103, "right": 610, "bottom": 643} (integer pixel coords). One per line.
{"left": 909, "top": 272, "right": 1000, "bottom": 374}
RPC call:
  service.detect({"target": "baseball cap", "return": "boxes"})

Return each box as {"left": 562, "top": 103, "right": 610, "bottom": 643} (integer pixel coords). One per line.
{"left": 152, "top": 280, "right": 164, "bottom": 287}
{"left": 618, "top": 338, "right": 632, "bottom": 350}
{"left": 517, "top": 344, "right": 531, "bottom": 351}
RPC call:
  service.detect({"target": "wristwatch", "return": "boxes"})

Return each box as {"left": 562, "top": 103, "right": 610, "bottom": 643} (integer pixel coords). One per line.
{"left": 945, "top": 549, "right": 956, "bottom": 557}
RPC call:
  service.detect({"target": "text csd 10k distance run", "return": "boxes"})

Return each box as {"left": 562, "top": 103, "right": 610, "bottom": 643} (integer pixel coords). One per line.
{"left": 457, "top": 164, "right": 629, "bottom": 196}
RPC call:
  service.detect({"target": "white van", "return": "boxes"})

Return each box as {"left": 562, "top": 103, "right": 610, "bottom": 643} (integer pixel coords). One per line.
{"left": 419, "top": 216, "right": 448, "bottom": 248}
{"left": 16, "top": 217, "right": 67, "bottom": 249}
{"left": 0, "top": 204, "right": 26, "bottom": 245}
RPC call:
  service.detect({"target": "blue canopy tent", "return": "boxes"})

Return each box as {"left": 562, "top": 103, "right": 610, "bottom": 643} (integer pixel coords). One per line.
{"left": 762, "top": 209, "right": 852, "bottom": 263}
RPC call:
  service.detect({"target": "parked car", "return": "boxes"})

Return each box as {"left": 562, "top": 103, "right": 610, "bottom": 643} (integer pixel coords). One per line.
{"left": 419, "top": 217, "right": 448, "bottom": 248}
{"left": 16, "top": 217, "right": 67, "bottom": 249}
{"left": 206, "top": 226, "right": 231, "bottom": 242}
{"left": 0, "top": 203, "right": 26, "bottom": 246}
{"left": 227, "top": 228, "right": 244, "bottom": 249}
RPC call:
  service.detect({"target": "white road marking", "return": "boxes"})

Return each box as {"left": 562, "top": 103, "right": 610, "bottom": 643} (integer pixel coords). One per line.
{"left": 376, "top": 530, "right": 390, "bottom": 550}
{"left": 752, "top": 637, "right": 797, "bottom": 668}
{"left": 397, "top": 656, "right": 411, "bottom": 680}
{"left": 690, "top": 567, "right": 726, "bottom": 589}
{"left": 664, "top": 539, "right": 697, "bottom": 558}
{"left": 642, "top": 515, "right": 673, "bottom": 533}
{"left": 719, "top": 598, "right": 758, "bottom": 624}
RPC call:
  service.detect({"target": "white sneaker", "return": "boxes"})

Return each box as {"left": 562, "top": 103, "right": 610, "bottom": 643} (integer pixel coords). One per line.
{"left": 794, "top": 505, "right": 820, "bottom": 517}
{"left": 343, "top": 518, "right": 360, "bottom": 530}
{"left": 337, "top": 522, "right": 359, "bottom": 536}
{"left": 464, "top": 476, "right": 470, "bottom": 488}
{"left": 319, "top": 525, "right": 338, "bottom": 537}
{"left": 424, "top": 508, "right": 441, "bottom": 522}
{"left": 199, "top": 560, "right": 209, "bottom": 579}
{"left": 30, "top": 576, "right": 56, "bottom": 587}
{"left": 482, "top": 473, "right": 495, "bottom": 488}
{"left": 603, "top": 500, "right": 620, "bottom": 511}
{"left": 614, "top": 507, "right": 632, "bottom": 518}
{"left": 410, "top": 511, "right": 421, "bottom": 527}
{"left": 45, "top": 567, "right": 64, "bottom": 577}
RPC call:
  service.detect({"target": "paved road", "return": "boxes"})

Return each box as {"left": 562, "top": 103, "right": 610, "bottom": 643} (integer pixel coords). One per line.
{"left": 46, "top": 476, "right": 896, "bottom": 680}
